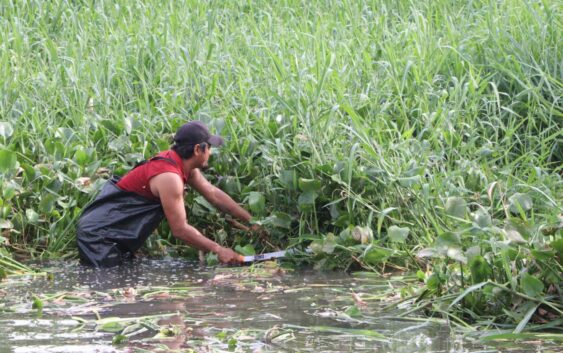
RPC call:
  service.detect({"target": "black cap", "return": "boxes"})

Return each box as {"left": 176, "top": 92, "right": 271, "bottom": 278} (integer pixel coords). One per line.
{"left": 173, "top": 121, "right": 224, "bottom": 147}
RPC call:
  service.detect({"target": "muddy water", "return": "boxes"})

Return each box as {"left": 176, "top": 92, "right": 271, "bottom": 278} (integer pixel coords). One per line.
{"left": 0, "top": 259, "right": 555, "bottom": 352}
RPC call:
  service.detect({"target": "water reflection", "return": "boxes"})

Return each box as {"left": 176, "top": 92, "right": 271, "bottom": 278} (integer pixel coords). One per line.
{"left": 0, "top": 259, "right": 555, "bottom": 353}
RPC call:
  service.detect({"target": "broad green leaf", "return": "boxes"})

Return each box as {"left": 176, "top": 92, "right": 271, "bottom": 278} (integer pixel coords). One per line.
{"left": 362, "top": 246, "right": 391, "bottom": 265}
{"left": 222, "top": 176, "right": 240, "bottom": 194}
{"left": 262, "top": 212, "right": 292, "bottom": 229}
{"left": 309, "top": 240, "right": 323, "bottom": 254}
{"left": 465, "top": 246, "right": 481, "bottom": 264}
{"left": 377, "top": 207, "right": 397, "bottom": 235}
{"left": 194, "top": 196, "right": 216, "bottom": 212}
{"left": 435, "top": 232, "right": 461, "bottom": 248}
{"left": 26, "top": 209, "right": 39, "bottom": 224}
{"left": 333, "top": 212, "right": 351, "bottom": 228}
{"left": 397, "top": 175, "right": 420, "bottom": 187}
{"left": 0, "top": 122, "right": 13, "bottom": 138}
{"left": 297, "top": 191, "right": 317, "bottom": 212}
{"left": 100, "top": 321, "right": 124, "bottom": 333}
{"left": 73, "top": 148, "right": 89, "bottom": 166}
{"left": 234, "top": 244, "right": 255, "bottom": 256}
{"left": 426, "top": 273, "right": 443, "bottom": 291}
{"left": 108, "top": 135, "right": 128, "bottom": 151}
{"left": 530, "top": 249, "right": 554, "bottom": 261}
{"left": 32, "top": 296, "right": 43, "bottom": 310}
{"left": 124, "top": 116, "right": 133, "bottom": 135}
{"left": 3, "top": 183, "right": 16, "bottom": 200}
{"left": 520, "top": 273, "right": 544, "bottom": 297}
{"left": 55, "top": 127, "right": 74, "bottom": 142}
{"left": 551, "top": 239, "right": 563, "bottom": 262}
{"left": 206, "top": 252, "right": 218, "bottom": 266}
{"left": 298, "top": 178, "right": 321, "bottom": 192}
{"left": 155, "top": 138, "right": 169, "bottom": 151}
{"left": 344, "top": 305, "right": 362, "bottom": 318}
{"left": 416, "top": 270, "right": 426, "bottom": 281}
{"left": 339, "top": 226, "right": 353, "bottom": 241}
{"left": 503, "top": 225, "right": 526, "bottom": 243}
{"left": 417, "top": 248, "right": 436, "bottom": 258}
{"left": 21, "top": 163, "right": 35, "bottom": 180}
{"left": 431, "top": 232, "right": 462, "bottom": 259}
{"left": 446, "top": 247, "right": 467, "bottom": 263}
{"left": 506, "top": 219, "right": 531, "bottom": 240}
{"left": 508, "top": 193, "right": 533, "bottom": 214}
{"left": 468, "top": 255, "right": 491, "bottom": 284}
{"left": 279, "top": 169, "right": 297, "bottom": 190}
{"left": 502, "top": 246, "right": 520, "bottom": 261}
{"left": 100, "top": 119, "right": 123, "bottom": 135}
{"left": 0, "top": 150, "right": 17, "bottom": 174}
{"left": 478, "top": 148, "right": 493, "bottom": 157}
{"left": 112, "top": 334, "right": 128, "bottom": 345}
{"left": 445, "top": 197, "right": 466, "bottom": 219}
{"left": 322, "top": 233, "right": 337, "bottom": 254}
{"left": 248, "top": 192, "right": 265, "bottom": 214}
{"left": 228, "top": 338, "right": 237, "bottom": 350}
{"left": 215, "top": 228, "right": 227, "bottom": 243}
{"left": 0, "top": 219, "right": 13, "bottom": 229}
{"left": 388, "top": 225, "right": 409, "bottom": 243}
{"left": 472, "top": 209, "right": 492, "bottom": 228}
{"left": 449, "top": 281, "right": 489, "bottom": 308}
{"left": 39, "top": 194, "right": 57, "bottom": 214}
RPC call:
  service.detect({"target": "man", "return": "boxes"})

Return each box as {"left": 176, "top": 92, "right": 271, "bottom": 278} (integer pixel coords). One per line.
{"left": 77, "top": 120, "right": 256, "bottom": 267}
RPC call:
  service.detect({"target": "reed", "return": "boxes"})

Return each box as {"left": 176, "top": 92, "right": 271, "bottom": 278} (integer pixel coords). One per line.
{"left": 0, "top": 0, "right": 560, "bottom": 331}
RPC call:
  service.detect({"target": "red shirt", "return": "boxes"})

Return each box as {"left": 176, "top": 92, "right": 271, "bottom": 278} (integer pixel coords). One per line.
{"left": 116, "top": 150, "right": 188, "bottom": 200}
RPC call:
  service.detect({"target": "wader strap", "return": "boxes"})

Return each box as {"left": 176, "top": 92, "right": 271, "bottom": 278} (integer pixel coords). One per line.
{"left": 133, "top": 156, "right": 188, "bottom": 193}
{"left": 133, "top": 156, "right": 177, "bottom": 169}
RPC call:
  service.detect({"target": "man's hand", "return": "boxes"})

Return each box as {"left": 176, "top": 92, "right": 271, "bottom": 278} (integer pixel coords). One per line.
{"left": 216, "top": 246, "right": 244, "bottom": 264}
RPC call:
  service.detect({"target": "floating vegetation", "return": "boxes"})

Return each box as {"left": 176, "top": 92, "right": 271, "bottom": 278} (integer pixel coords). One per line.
{"left": 1, "top": 260, "right": 562, "bottom": 352}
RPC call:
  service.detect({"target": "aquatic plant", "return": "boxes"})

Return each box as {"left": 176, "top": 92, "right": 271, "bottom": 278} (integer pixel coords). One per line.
{"left": 0, "top": 0, "right": 560, "bottom": 333}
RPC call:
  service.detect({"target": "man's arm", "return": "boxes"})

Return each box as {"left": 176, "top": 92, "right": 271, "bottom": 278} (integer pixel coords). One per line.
{"left": 150, "top": 172, "right": 242, "bottom": 263}
{"left": 187, "top": 168, "right": 252, "bottom": 223}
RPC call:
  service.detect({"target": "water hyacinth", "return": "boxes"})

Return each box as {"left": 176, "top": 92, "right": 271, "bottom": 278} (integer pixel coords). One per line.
{"left": 0, "top": 0, "right": 561, "bottom": 334}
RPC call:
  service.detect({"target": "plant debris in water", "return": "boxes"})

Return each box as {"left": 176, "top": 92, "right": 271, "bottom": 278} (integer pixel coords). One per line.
{"left": 1, "top": 260, "right": 562, "bottom": 352}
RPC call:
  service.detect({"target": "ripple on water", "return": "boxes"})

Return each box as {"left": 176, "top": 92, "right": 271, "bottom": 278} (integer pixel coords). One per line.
{"left": 0, "top": 259, "right": 557, "bottom": 353}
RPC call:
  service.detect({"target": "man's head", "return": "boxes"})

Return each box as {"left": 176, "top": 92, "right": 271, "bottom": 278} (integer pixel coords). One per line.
{"left": 172, "top": 121, "right": 224, "bottom": 168}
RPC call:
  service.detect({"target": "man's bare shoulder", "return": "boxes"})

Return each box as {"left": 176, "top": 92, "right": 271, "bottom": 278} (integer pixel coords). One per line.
{"left": 189, "top": 168, "right": 203, "bottom": 179}
{"left": 149, "top": 172, "right": 183, "bottom": 198}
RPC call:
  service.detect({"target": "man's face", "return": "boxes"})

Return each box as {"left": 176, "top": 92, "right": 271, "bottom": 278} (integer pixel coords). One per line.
{"left": 197, "top": 143, "right": 212, "bottom": 170}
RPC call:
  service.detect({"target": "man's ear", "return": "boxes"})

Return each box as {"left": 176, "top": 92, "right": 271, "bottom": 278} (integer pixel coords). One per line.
{"left": 193, "top": 143, "right": 202, "bottom": 155}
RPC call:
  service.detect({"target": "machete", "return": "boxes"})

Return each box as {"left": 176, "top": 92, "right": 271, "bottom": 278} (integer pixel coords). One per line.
{"left": 242, "top": 250, "right": 288, "bottom": 263}
{"left": 241, "top": 248, "right": 311, "bottom": 263}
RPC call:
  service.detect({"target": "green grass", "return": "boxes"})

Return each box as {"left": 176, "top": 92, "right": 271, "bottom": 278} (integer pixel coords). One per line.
{"left": 0, "top": 0, "right": 561, "bottom": 332}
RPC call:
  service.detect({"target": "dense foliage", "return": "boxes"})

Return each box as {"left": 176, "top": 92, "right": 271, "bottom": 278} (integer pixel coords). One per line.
{"left": 0, "top": 0, "right": 561, "bottom": 332}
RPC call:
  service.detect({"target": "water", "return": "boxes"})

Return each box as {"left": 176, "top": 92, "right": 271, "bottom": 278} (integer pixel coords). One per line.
{"left": 0, "top": 259, "right": 557, "bottom": 352}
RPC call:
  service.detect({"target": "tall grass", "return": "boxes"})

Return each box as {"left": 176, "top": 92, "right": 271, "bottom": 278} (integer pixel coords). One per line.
{"left": 0, "top": 0, "right": 561, "bottom": 330}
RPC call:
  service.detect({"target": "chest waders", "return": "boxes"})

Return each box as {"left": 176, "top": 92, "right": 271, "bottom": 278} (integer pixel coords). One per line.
{"left": 76, "top": 157, "right": 176, "bottom": 267}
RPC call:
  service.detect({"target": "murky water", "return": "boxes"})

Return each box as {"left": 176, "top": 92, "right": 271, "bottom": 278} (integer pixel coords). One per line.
{"left": 0, "top": 259, "right": 557, "bottom": 353}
